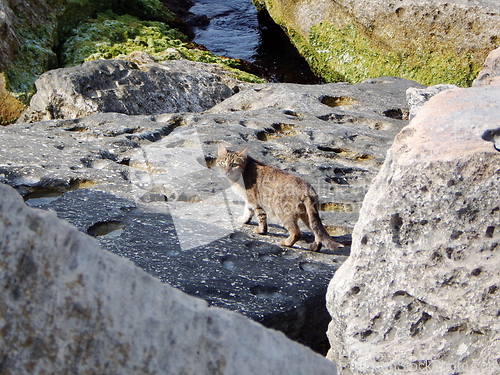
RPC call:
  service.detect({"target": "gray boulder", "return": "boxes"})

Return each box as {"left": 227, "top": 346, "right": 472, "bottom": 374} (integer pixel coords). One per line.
{"left": 0, "top": 0, "right": 19, "bottom": 72}
{"left": 1, "top": 74, "right": 423, "bottom": 354}
{"left": 326, "top": 71, "right": 500, "bottom": 373}
{"left": 0, "top": 183, "right": 337, "bottom": 374}
{"left": 406, "top": 84, "right": 457, "bottom": 120}
{"left": 17, "top": 57, "right": 240, "bottom": 122}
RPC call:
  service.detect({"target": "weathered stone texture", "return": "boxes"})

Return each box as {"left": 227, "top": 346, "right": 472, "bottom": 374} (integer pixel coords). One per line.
{"left": 18, "top": 58, "right": 239, "bottom": 122}
{"left": 406, "top": 84, "right": 457, "bottom": 120}
{"left": 0, "top": 0, "right": 19, "bottom": 72}
{"left": 474, "top": 46, "right": 500, "bottom": 87}
{"left": 0, "top": 183, "right": 338, "bottom": 374}
{"left": 326, "top": 71, "right": 500, "bottom": 373}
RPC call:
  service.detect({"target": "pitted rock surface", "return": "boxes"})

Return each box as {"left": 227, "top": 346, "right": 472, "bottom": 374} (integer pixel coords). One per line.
{"left": 17, "top": 58, "right": 242, "bottom": 123}
{"left": 1, "top": 73, "right": 422, "bottom": 354}
{"left": 326, "top": 75, "right": 500, "bottom": 373}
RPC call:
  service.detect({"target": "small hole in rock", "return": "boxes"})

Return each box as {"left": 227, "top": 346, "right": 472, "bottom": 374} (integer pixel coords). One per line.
{"left": 382, "top": 108, "right": 409, "bottom": 120}
{"left": 87, "top": 221, "right": 124, "bottom": 238}
{"left": 320, "top": 96, "right": 356, "bottom": 108}
{"left": 471, "top": 268, "right": 482, "bottom": 277}
{"left": 250, "top": 285, "right": 280, "bottom": 298}
{"left": 486, "top": 226, "right": 495, "bottom": 238}
{"left": 350, "top": 286, "right": 361, "bottom": 295}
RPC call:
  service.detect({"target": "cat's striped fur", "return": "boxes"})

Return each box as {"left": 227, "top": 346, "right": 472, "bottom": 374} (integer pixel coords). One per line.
{"left": 217, "top": 144, "right": 343, "bottom": 252}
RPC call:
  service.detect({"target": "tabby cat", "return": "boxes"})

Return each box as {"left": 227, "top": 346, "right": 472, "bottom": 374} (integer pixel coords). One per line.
{"left": 217, "top": 144, "right": 343, "bottom": 251}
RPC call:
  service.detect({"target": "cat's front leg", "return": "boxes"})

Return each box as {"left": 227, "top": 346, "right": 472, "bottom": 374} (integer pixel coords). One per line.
{"left": 254, "top": 207, "right": 267, "bottom": 234}
{"left": 237, "top": 203, "right": 254, "bottom": 224}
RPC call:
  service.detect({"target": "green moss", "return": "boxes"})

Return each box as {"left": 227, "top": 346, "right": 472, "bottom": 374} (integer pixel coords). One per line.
{"left": 57, "top": 0, "right": 175, "bottom": 40}
{"left": 305, "top": 22, "right": 480, "bottom": 87}
{"left": 254, "top": 1, "right": 481, "bottom": 87}
{"left": 3, "top": 0, "right": 178, "bottom": 100}
{"left": 61, "top": 11, "right": 265, "bottom": 83}
{"left": 4, "top": 0, "right": 263, "bottom": 101}
{"left": 4, "top": 21, "right": 60, "bottom": 102}
{"left": 60, "top": 11, "right": 182, "bottom": 66}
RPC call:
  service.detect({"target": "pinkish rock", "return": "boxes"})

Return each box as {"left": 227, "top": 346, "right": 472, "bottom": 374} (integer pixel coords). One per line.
{"left": 474, "top": 47, "right": 500, "bottom": 87}
{"left": 326, "top": 67, "right": 500, "bottom": 373}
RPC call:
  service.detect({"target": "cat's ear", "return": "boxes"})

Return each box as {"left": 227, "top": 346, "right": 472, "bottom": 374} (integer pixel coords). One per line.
{"left": 218, "top": 144, "right": 228, "bottom": 156}
{"left": 238, "top": 147, "right": 248, "bottom": 158}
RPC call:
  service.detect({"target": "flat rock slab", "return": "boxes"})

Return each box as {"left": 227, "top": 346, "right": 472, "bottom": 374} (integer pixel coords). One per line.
{"left": 1, "top": 75, "right": 422, "bottom": 354}
{"left": 0, "top": 183, "right": 337, "bottom": 374}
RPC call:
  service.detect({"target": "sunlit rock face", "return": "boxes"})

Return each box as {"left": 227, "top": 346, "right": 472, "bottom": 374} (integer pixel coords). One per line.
{"left": 17, "top": 58, "right": 239, "bottom": 123}
{"left": 326, "top": 49, "right": 500, "bottom": 374}
{"left": 1, "top": 54, "right": 424, "bottom": 355}
{"left": 0, "top": 183, "right": 338, "bottom": 374}
{"left": 254, "top": 0, "right": 500, "bottom": 86}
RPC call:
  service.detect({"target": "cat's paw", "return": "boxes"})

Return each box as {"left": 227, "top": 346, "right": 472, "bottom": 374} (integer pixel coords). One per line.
{"left": 254, "top": 227, "right": 267, "bottom": 235}
{"left": 278, "top": 239, "right": 292, "bottom": 247}
{"left": 309, "top": 242, "right": 323, "bottom": 252}
{"left": 237, "top": 216, "right": 252, "bottom": 224}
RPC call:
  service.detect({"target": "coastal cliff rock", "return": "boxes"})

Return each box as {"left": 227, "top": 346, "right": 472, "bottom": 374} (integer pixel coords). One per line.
{"left": 326, "top": 49, "right": 500, "bottom": 374}
{"left": 254, "top": 0, "right": 500, "bottom": 86}
{"left": 0, "top": 183, "right": 337, "bottom": 374}
{"left": 0, "top": 58, "right": 423, "bottom": 354}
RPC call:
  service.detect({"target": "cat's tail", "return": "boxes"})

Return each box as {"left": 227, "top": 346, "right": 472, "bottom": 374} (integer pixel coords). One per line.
{"left": 305, "top": 196, "right": 344, "bottom": 252}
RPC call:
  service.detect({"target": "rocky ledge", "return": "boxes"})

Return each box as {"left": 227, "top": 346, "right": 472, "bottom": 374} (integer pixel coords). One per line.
{"left": 1, "top": 54, "right": 423, "bottom": 355}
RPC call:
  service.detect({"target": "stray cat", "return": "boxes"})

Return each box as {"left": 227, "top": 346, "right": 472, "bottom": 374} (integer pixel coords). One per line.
{"left": 217, "top": 144, "right": 343, "bottom": 252}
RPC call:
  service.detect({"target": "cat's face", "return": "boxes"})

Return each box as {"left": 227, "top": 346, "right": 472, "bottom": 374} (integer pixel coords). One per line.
{"left": 217, "top": 144, "right": 247, "bottom": 181}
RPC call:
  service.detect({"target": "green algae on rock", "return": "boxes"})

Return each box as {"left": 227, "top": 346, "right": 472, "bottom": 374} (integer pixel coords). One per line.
{"left": 2, "top": 0, "right": 262, "bottom": 104}
{"left": 60, "top": 11, "right": 265, "bottom": 84}
{"left": 2, "top": 0, "right": 177, "bottom": 101}
{"left": 60, "top": 11, "right": 186, "bottom": 67}
{"left": 308, "top": 22, "right": 479, "bottom": 87}
{"left": 253, "top": 0, "right": 500, "bottom": 87}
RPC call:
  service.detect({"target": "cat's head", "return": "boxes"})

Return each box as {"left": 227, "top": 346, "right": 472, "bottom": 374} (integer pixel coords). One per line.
{"left": 216, "top": 144, "right": 248, "bottom": 181}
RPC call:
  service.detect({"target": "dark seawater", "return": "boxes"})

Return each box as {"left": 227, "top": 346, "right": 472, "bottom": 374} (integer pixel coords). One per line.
{"left": 188, "top": 0, "right": 323, "bottom": 84}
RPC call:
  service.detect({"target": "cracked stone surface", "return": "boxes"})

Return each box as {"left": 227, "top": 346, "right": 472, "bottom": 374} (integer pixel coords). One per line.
{"left": 17, "top": 58, "right": 243, "bottom": 123}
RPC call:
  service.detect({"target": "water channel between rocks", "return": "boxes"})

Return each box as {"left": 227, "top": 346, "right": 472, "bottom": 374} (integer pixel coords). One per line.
{"left": 187, "top": 0, "right": 323, "bottom": 84}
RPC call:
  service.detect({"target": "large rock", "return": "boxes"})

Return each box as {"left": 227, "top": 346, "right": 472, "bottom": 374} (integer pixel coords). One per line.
{"left": 326, "top": 61, "right": 500, "bottom": 372}
{"left": 18, "top": 58, "right": 239, "bottom": 122}
{"left": 254, "top": 0, "right": 500, "bottom": 86}
{"left": 0, "top": 183, "right": 337, "bottom": 374}
{"left": 1, "top": 72, "right": 423, "bottom": 354}
{"left": 0, "top": 0, "right": 19, "bottom": 72}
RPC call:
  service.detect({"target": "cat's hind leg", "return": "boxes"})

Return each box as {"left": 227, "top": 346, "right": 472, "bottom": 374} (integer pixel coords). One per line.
{"left": 254, "top": 207, "right": 268, "bottom": 234}
{"left": 279, "top": 218, "right": 301, "bottom": 247}
{"left": 299, "top": 212, "right": 322, "bottom": 251}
